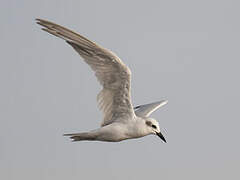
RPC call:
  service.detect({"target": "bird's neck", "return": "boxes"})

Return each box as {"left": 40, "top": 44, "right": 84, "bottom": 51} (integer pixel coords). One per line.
{"left": 127, "top": 117, "right": 150, "bottom": 138}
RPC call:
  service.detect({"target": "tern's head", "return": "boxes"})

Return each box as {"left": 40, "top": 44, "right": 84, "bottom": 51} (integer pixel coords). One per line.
{"left": 145, "top": 118, "right": 166, "bottom": 143}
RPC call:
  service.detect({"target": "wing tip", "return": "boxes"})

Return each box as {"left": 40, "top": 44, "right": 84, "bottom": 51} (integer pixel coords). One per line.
{"left": 161, "top": 100, "right": 168, "bottom": 105}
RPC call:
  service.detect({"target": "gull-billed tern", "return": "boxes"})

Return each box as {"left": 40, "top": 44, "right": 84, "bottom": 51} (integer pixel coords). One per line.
{"left": 36, "top": 19, "right": 168, "bottom": 143}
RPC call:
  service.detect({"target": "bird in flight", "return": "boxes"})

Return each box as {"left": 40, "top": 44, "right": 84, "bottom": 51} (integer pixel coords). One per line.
{"left": 36, "top": 19, "right": 168, "bottom": 143}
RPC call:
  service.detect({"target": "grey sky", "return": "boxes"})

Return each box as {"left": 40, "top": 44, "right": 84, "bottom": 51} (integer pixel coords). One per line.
{"left": 1, "top": 0, "right": 240, "bottom": 179}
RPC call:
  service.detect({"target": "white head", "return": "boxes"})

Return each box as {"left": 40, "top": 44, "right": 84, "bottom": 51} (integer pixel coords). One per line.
{"left": 145, "top": 118, "right": 166, "bottom": 143}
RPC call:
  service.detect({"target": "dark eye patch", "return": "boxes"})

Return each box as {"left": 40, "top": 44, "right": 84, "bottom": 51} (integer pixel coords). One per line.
{"left": 146, "top": 121, "right": 152, "bottom": 126}
{"left": 152, "top": 125, "right": 157, "bottom": 129}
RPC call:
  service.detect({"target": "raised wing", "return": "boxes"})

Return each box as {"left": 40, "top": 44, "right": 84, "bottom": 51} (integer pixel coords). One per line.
{"left": 134, "top": 100, "right": 168, "bottom": 117}
{"left": 36, "top": 19, "right": 135, "bottom": 126}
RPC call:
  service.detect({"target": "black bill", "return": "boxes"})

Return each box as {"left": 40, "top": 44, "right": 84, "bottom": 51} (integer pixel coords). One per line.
{"left": 156, "top": 132, "right": 166, "bottom": 143}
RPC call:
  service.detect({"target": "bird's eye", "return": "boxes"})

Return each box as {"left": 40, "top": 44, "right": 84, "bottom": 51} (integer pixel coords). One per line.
{"left": 152, "top": 125, "right": 157, "bottom": 129}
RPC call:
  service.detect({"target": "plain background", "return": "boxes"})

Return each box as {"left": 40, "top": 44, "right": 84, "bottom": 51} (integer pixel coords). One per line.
{"left": 1, "top": 0, "right": 240, "bottom": 179}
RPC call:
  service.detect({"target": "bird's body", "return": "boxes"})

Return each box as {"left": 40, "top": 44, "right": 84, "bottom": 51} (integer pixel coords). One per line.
{"left": 66, "top": 117, "right": 152, "bottom": 142}
{"left": 65, "top": 117, "right": 160, "bottom": 142}
{"left": 36, "top": 19, "right": 167, "bottom": 143}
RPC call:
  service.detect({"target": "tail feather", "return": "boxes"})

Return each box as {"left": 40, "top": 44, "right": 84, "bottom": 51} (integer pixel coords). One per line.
{"left": 70, "top": 136, "right": 85, "bottom": 142}
{"left": 63, "top": 132, "right": 96, "bottom": 142}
